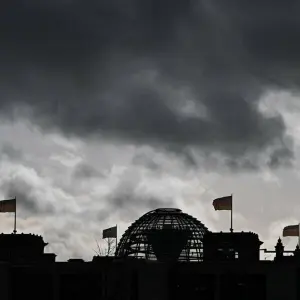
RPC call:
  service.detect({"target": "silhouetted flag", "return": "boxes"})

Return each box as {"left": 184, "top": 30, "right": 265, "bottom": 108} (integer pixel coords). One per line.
{"left": 0, "top": 198, "right": 16, "bottom": 213}
{"left": 212, "top": 195, "right": 232, "bottom": 211}
{"left": 283, "top": 224, "right": 299, "bottom": 237}
{"left": 103, "top": 226, "right": 117, "bottom": 238}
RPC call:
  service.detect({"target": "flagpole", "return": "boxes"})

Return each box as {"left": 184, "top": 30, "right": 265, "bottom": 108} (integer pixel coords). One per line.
{"left": 13, "top": 196, "right": 16, "bottom": 234}
{"left": 116, "top": 224, "right": 118, "bottom": 247}
{"left": 298, "top": 223, "right": 300, "bottom": 247}
{"left": 115, "top": 224, "right": 118, "bottom": 256}
{"left": 230, "top": 194, "right": 233, "bottom": 233}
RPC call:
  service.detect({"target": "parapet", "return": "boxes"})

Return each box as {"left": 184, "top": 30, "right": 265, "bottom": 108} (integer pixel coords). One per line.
{"left": 0, "top": 233, "right": 55, "bottom": 263}
{"left": 203, "top": 231, "right": 263, "bottom": 262}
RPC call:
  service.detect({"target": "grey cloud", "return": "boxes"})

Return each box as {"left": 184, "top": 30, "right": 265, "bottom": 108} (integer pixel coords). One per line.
{"left": 131, "top": 152, "right": 161, "bottom": 171}
{"left": 131, "top": 146, "right": 199, "bottom": 172}
{"left": 105, "top": 175, "right": 175, "bottom": 222}
{"left": 1, "top": 144, "right": 23, "bottom": 161}
{"left": 0, "top": 0, "right": 298, "bottom": 169}
{"left": 72, "top": 162, "right": 106, "bottom": 180}
{"left": 0, "top": 178, "right": 55, "bottom": 216}
{"left": 267, "top": 146, "right": 294, "bottom": 169}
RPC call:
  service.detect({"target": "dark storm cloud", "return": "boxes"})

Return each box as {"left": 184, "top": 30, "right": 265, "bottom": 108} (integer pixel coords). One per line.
{"left": 0, "top": 178, "right": 54, "bottom": 215}
{"left": 0, "top": 0, "right": 299, "bottom": 168}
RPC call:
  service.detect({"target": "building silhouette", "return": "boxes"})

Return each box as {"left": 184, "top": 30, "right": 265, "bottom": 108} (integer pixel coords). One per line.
{"left": 0, "top": 208, "right": 299, "bottom": 299}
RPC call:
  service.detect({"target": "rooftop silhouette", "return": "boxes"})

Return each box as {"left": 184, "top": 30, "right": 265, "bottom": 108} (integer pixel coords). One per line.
{"left": 0, "top": 207, "right": 299, "bottom": 300}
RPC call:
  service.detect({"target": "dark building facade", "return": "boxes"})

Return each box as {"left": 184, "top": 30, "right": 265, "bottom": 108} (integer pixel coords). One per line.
{"left": 3, "top": 252, "right": 300, "bottom": 300}
{"left": 0, "top": 209, "right": 299, "bottom": 299}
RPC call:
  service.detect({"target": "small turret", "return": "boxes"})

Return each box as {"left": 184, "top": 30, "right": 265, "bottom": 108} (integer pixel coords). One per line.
{"left": 294, "top": 244, "right": 300, "bottom": 258}
{"left": 275, "top": 237, "right": 284, "bottom": 261}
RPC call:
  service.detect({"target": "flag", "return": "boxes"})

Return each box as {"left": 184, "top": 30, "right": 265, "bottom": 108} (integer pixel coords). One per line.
{"left": 0, "top": 198, "right": 16, "bottom": 213}
{"left": 212, "top": 195, "right": 232, "bottom": 211}
{"left": 283, "top": 224, "right": 299, "bottom": 237}
{"left": 103, "top": 226, "right": 117, "bottom": 239}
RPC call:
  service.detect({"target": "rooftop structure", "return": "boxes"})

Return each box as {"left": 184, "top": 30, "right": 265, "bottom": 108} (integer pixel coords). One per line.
{"left": 203, "top": 231, "right": 263, "bottom": 262}
{"left": 0, "top": 233, "right": 55, "bottom": 263}
{"left": 115, "top": 208, "right": 209, "bottom": 262}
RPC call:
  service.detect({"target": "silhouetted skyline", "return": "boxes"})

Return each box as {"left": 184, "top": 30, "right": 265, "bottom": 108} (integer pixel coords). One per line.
{"left": 0, "top": 207, "right": 298, "bottom": 300}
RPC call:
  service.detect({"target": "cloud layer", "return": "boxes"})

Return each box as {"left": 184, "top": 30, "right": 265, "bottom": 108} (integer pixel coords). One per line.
{"left": 1, "top": 1, "right": 299, "bottom": 168}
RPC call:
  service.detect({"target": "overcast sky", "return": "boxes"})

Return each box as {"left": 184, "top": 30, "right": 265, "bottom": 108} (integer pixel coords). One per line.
{"left": 1, "top": 1, "right": 300, "bottom": 260}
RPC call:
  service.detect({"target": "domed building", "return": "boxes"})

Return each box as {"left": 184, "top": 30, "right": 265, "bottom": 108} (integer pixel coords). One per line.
{"left": 115, "top": 208, "right": 209, "bottom": 262}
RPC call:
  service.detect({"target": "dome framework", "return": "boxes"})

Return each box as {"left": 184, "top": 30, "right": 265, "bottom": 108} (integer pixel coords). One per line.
{"left": 116, "top": 208, "right": 209, "bottom": 262}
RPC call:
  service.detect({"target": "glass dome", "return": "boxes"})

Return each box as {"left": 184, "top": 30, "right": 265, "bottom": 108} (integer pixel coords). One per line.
{"left": 115, "top": 208, "right": 209, "bottom": 262}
